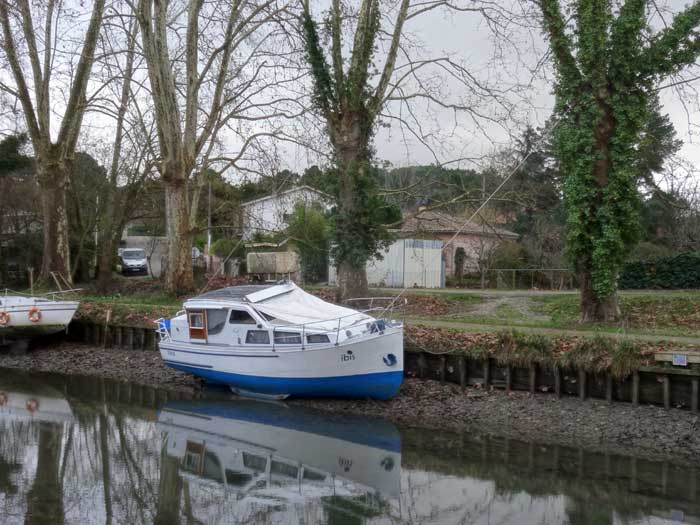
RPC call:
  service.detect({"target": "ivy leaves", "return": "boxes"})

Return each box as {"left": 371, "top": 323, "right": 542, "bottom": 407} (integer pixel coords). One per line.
{"left": 538, "top": 0, "right": 700, "bottom": 304}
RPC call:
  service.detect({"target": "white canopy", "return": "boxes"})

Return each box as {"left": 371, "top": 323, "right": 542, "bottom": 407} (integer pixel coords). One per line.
{"left": 251, "top": 283, "right": 373, "bottom": 331}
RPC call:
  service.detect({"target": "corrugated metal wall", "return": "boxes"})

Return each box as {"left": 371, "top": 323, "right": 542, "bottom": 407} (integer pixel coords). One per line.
{"left": 328, "top": 239, "right": 444, "bottom": 288}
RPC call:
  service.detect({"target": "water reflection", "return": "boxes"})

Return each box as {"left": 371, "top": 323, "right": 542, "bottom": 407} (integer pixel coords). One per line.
{"left": 0, "top": 370, "right": 698, "bottom": 524}
{"left": 157, "top": 400, "right": 400, "bottom": 523}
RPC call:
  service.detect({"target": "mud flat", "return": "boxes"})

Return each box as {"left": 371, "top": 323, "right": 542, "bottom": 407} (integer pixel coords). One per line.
{"left": 1, "top": 341, "right": 699, "bottom": 464}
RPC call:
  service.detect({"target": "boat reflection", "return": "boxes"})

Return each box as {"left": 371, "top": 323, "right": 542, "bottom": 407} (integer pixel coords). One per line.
{"left": 157, "top": 400, "right": 402, "bottom": 507}
{"left": 0, "top": 380, "right": 74, "bottom": 424}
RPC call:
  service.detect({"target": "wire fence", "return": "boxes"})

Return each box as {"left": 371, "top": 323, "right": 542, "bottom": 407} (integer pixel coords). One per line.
{"left": 451, "top": 268, "right": 578, "bottom": 290}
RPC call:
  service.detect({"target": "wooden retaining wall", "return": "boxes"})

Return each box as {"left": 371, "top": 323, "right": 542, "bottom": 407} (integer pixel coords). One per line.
{"left": 63, "top": 321, "right": 699, "bottom": 412}
{"left": 404, "top": 347, "right": 700, "bottom": 412}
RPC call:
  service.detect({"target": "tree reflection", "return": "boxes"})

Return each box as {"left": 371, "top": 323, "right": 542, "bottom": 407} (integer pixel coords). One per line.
{"left": 154, "top": 448, "right": 182, "bottom": 525}
{"left": 24, "top": 422, "right": 64, "bottom": 525}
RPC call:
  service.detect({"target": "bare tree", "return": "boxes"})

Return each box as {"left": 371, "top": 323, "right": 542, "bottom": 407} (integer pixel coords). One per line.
{"left": 133, "top": 0, "right": 295, "bottom": 293}
{"left": 91, "top": 15, "right": 158, "bottom": 290}
{"left": 0, "top": 0, "right": 107, "bottom": 283}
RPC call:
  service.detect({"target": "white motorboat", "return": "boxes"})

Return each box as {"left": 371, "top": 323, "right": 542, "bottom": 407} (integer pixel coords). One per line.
{"left": 156, "top": 282, "right": 404, "bottom": 400}
{"left": 156, "top": 399, "right": 401, "bottom": 501}
{"left": 0, "top": 289, "right": 80, "bottom": 340}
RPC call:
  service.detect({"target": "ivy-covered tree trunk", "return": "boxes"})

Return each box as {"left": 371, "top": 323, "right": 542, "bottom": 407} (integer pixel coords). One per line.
{"left": 579, "top": 97, "right": 621, "bottom": 322}
{"left": 537, "top": 0, "right": 700, "bottom": 322}
{"left": 301, "top": 0, "right": 408, "bottom": 301}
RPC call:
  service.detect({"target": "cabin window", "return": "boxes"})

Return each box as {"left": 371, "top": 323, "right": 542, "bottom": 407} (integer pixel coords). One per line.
{"left": 225, "top": 470, "right": 252, "bottom": 487}
{"left": 271, "top": 460, "right": 298, "bottom": 478}
{"left": 242, "top": 452, "right": 267, "bottom": 472}
{"left": 306, "top": 334, "right": 330, "bottom": 344}
{"left": 246, "top": 330, "right": 270, "bottom": 345}
{"left": 229, "top": 309, "right": 256, "bottom": 325}
{"left": 274, "top": 331, "right": 302, "bottom": 345}
{"left": 188, "top": 312, "right": 204, "bottom": 329}
{"left": 206, "top": 309, "right": 227, "bottom": 335}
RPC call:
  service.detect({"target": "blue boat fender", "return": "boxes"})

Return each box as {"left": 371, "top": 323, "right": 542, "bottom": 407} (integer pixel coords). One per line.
{"left": 383, "top": 353, "right": 397, "bottom": 367}
{"left": 370, "top": 320, "right": 387, "bottom": 334}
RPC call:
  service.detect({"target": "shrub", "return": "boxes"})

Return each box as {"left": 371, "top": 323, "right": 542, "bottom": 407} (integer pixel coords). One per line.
{"left": 620, "top": 251, "right": 700, "bottom": 289}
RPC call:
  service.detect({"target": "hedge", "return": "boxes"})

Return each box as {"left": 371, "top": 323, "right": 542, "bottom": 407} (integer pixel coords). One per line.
{"left": 619, "top": 251, "right": 700, "bottom": 289}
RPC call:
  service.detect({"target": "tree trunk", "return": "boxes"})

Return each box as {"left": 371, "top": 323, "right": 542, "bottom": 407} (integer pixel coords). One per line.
{"left": 96, "top": 234, "right": 118, "bottom": 291}
{"left": 164, "top": 179, "right": 194, "bottom": 295}
{"left": 334, "top": 128, "right": 370, "bottom": 302}
{"left": 336, "top": 260, "right": 368, "bottom": 302}
{"left": 38, "top": 163, "right": 71, "bottom": 284}
{"left": 579, "top": 269, "right": 620, "bottom": 322}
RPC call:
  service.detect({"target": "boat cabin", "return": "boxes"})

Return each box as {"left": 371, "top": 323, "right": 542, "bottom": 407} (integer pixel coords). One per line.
{"left": 168, "top": 283, "right": 373, "bottom": 348}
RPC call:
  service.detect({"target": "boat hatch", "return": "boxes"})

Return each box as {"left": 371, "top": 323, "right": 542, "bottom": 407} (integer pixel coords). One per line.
{"left": 187, "top": 310, "right": 207, "bottom": 341}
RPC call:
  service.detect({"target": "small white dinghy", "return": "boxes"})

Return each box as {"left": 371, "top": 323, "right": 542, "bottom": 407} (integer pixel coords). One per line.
{"left": 156, "top": 282, "right": 404, "bottom": 400}
{"left": 0, "top": 289, "right": 80, "bottom": 341}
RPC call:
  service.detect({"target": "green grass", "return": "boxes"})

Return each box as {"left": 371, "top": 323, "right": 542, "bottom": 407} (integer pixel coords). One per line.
{"left": 408, "top": 291, "right": 700, "bottom": 339}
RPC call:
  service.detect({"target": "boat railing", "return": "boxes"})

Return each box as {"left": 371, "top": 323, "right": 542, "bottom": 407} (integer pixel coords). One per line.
{"left": 343, "top": 296, "right": 408, "bottom": 322}
{"left": 268, "top": 301, "right": 405, "bottom": 351}
{"left": 155, "top": 318, "right": 171, "bottom": 342}
{"left": 2, "top": 288, "right": 83, "bottom": 301}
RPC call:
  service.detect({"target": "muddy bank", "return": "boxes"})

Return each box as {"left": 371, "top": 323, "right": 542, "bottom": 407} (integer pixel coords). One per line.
{"left": 0, "top": 342, "right": 199, "bottom": 393}
{"left": 1, "top": 342, "right": 699, "bottom": 464}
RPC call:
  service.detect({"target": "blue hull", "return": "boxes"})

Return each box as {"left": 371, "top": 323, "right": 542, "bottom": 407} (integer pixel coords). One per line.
{"left": 164, "top": 361, "right": 403, "bottom": 400}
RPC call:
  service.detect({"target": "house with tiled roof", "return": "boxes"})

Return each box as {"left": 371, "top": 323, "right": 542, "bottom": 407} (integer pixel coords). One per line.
{"left": 394, "top": 209, "right": 519, "bottom": 277}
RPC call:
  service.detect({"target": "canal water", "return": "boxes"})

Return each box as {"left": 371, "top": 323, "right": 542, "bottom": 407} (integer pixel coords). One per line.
{"left": 0, "top": 370, "right": 697, "bottom": 524}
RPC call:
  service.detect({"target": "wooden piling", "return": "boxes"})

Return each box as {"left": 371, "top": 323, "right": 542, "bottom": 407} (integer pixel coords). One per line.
{"left": 630, "top": 457, "right": 638, "bottom": 492}
{"left": 114, "top": 326, "right": 122, "bottom": 348}
{"left": 662, "top": 375, "right": 671, "bottom": 410}
{"left": 554, "top": 367, "right": 562, "bottom": 398}
{"left": 578, "top": 370, "right": 587, "bottom": 400}
{"left": 632, "top": 371, "right": 640, "bottom": 406}
{"left": 692, "top": 378, "right": 699, "bottom": 413}
{"left": 103, "top": 325, "right": 111, "bottom": 349}
{"left": 439, "top": 356, "right": 446, "bottom": 383}
{"left": 661, "top": 462, "right": 668, "bottom": 495}
{"left": 458, "top": 356, "right": 467, "bottom": 389}
{"left": 505, "top": 365, "right": 512, "bottom": 392}
{"left": 529, "top": 365, "right": 537, "bottom": 394}
{"left": 605, "top": 373, "right": 613, "bottom": 404}
{"left": 483, "top": 358, "right": 491, "bottom": 388}
{"left": 418, "top": 354, "right": 427, "bottom": 379}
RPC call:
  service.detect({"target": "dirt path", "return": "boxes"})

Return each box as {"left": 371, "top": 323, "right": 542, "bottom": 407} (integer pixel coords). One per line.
{"left": 463, "top": 295, "right": 550, "bottom": 322}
